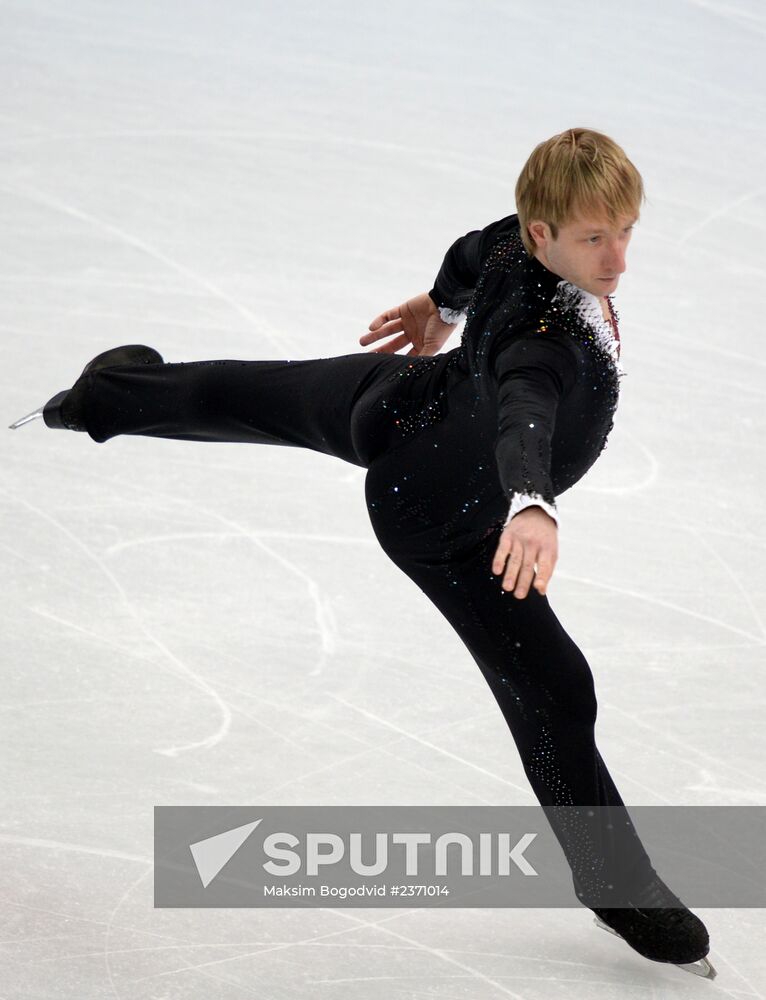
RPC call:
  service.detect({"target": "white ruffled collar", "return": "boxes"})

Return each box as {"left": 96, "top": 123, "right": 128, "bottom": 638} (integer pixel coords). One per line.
{"left": 551, "top": 280, "right": 626, "bottom": 377}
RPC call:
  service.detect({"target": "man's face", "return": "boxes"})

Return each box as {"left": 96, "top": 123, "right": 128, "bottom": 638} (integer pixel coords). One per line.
{"left": 528, "top": 209, "right": 637, "bottom": 298}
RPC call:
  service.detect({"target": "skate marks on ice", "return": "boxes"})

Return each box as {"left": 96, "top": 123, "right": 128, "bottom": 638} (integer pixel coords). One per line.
{"left": 0, "top": 483, "right": 234, "bottom": 757}
{"left": 0, "top": 180, "right": 302, "bottom": 358}
{"left": 2, "top": 456, "right": 367, "bottom": 742}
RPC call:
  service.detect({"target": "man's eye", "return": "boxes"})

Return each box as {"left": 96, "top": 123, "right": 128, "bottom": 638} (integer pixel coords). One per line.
{"left": 588, "top": 227, "right": 633, "bottom": 244}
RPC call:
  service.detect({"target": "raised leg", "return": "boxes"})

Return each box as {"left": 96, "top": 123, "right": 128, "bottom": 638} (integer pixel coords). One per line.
{"left": 73, "top": 352, "right": 410, "bottom": 466}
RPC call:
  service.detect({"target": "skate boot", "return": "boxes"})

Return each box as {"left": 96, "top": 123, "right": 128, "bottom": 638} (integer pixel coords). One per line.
{"left": 9, "top": 345, "right": 164, "bottom": 431}
{"left": 592, "top": 868, "right": 717, "bottom": 979}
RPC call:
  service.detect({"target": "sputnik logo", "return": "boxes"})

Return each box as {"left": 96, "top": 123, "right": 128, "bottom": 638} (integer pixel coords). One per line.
{"left": 189, "top": 819, "right": 263, "bottom": 888}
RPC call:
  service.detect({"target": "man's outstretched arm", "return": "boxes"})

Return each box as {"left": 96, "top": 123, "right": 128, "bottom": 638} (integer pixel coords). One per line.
{"left": 360, "top": 213, "right": 519, "bottom": 356}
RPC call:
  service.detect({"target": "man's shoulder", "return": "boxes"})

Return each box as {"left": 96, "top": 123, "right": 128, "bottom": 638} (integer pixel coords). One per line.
{"left": 479, "top": 212, "right": 520, "bottom": 249}
{"left": 471, "top": 213, "right": 521, "bottom": 264}
{"left": 491, "top": 325, "right": 583, "bottom": 382}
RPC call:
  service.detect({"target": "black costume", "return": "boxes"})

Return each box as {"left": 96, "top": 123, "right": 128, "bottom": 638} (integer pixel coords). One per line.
{"left": 73, "top": 214, "right": 654, "bottom": 904}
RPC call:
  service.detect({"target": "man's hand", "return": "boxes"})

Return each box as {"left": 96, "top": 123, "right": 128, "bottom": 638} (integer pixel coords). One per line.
{"left": 491, "top": 506, "right": 558, "bottom": 599}
{"left": 360, "top": 292, "right": 459, "bottom": 357}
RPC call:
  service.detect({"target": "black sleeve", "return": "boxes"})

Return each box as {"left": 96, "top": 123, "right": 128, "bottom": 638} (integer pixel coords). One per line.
{"left": 428, "top": 214, "right": 519, "bottom": 314}
{"left": 492, "top": 333, "right": 580, "bottom": 512}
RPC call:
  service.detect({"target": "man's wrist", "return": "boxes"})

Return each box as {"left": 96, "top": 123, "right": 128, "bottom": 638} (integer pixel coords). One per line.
{"left": 504, "top": 494, "right": 559, "bottom": 527}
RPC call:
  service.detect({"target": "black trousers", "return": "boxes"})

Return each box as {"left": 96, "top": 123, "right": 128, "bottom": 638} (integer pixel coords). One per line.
{"left": 78, "top": 349, "right": 654, "bottom": 904}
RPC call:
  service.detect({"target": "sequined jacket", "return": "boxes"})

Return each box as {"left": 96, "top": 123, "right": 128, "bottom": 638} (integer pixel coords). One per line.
{"left": 427, "top": 213, "right": 625, "bottom": 527}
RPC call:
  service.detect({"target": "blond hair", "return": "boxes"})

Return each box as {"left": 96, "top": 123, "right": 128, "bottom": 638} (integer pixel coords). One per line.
{"left": 515, "top": 128, "right": 646, "bottom": 256}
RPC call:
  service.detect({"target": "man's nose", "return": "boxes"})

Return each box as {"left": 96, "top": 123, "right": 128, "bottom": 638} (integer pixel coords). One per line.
{"left": 604, "top": 243, "right": 627, "bottom": 275}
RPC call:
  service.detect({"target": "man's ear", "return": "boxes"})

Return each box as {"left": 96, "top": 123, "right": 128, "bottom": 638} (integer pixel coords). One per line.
{"left": 527, "top": 220, "right": 549, "bottom": 250}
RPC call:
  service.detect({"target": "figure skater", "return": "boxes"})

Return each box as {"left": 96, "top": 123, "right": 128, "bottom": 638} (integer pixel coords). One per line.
{"left": 10, "top": 127, "right": 716, "bottom": 979}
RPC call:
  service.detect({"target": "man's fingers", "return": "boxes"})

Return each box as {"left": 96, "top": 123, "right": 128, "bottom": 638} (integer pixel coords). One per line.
{"left": 367, "top": 332, "right": 410, "bottom": 354}
{"left": 491, "top": 536, "right": 509, "bottom": 575}
{"left": 360, "top": 317, "right": 403, "bottom": 346}
{"left": 513, "top": 555, "right": 538, "bottom": 599}
{"left": 492, "top": 531, "right": 516, "bottom": 575}
{"left": 532, "top": 553, "right": 556, "bottom": 595}
{"left": 493, "top": 539, "right": 557, "bottom": 598}
{"left": 503, "top": 544, "right": 524, "bottom": 590}
{"left": 370, "top": 307, "right": 400, "bottom": 330}
{"left": 496, "top": 538, "right": 524, "bottom": 592}
{"left": 492, "top": 512, "right": 558, "bottom": 599}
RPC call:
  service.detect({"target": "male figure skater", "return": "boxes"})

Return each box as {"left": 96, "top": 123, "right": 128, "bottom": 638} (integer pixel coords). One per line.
{"left": 11, "top": 127, "right": 716, "bottom": 979}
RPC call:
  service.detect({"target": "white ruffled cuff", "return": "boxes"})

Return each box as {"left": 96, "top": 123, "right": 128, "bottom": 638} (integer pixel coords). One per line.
{"left": 437, "top": 305, "right": 467, "bottom": 325}
{"left": 503, "top": 493, "right": 559, "bottom": 528}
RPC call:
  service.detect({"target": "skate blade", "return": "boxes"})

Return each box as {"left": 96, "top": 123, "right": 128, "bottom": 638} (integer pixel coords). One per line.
{"left": 594, "top": 915, "right": 622, "bottom": 938}
{"left": 676, "top": 956, "right": 717, "bottom": 980}
{"left": 9, "top": 407, "right": 44, "bottom": 429}
{"left": 594, "top": 916, "right": 717, "bottom": 980}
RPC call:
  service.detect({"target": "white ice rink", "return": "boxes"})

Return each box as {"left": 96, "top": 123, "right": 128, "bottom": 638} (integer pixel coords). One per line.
{"left": 2, "top": 0, "right": 765, "bottom": 995}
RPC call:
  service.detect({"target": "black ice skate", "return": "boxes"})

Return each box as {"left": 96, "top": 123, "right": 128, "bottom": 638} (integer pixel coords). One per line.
{"left": 9, "top": 345, "right": 164, "bottom": 431}
{"left": 591, "top": 870, "right": 717, "bottom": 979}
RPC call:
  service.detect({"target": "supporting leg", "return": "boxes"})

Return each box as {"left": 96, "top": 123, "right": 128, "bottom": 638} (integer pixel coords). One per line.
{"left": 364, "top": 437, "right": 655, "bottom": 905}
